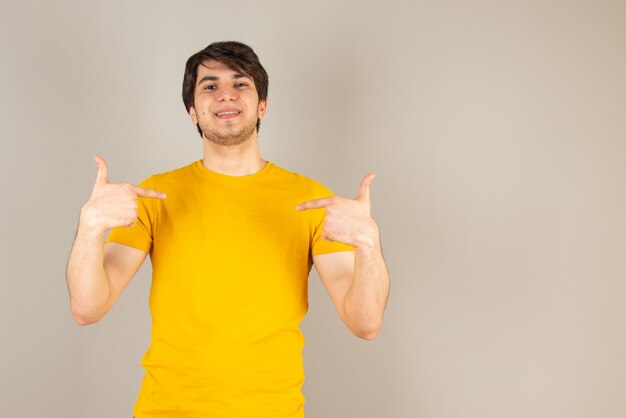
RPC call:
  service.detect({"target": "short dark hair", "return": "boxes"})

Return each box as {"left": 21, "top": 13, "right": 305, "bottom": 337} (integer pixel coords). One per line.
{"left": 182, "top": 41, "right": 269, "bottom": 137}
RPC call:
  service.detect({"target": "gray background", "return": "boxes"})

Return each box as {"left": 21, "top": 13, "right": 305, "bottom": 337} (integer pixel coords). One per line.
{"left": 1, "top": 0, "right": 626, "bottom": 417}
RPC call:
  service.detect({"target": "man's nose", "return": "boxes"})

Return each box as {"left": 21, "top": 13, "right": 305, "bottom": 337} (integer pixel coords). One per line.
{"left": 218, "top": 86, "right": 238, "bottom": 101}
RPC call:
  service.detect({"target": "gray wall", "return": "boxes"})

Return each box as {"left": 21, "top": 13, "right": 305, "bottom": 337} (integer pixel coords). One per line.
{"left": 2, "top": 0, "right": 626, "bottom": 417}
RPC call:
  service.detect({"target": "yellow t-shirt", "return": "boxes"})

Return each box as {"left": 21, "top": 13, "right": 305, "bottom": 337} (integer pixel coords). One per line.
{"left": 105, "top": 160, "right": 354, "bottom": 418}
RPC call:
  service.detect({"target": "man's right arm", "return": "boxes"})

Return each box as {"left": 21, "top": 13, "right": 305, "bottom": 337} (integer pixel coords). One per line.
{"left": 66, "top": 156, "right": 165, "bottom": 325}
{"left": 67, "top": 229, "right": 147, "bottom": 325}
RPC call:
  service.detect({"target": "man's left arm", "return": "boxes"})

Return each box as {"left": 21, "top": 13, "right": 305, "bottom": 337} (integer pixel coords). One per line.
{"left": 296, "top": 174, "right": 390, "bottom": 340}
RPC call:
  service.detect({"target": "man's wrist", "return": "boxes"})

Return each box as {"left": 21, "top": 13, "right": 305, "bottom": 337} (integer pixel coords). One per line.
{"left": 353, "top": 221, "right": 380, "bottom": 250}
{"left": 77, "top": 215, "right": 107, "bottom": 239}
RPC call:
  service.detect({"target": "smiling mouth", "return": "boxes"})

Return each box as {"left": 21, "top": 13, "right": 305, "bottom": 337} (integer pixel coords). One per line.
{"left": 215, "top": 110, "right": 241, "bottom": 117}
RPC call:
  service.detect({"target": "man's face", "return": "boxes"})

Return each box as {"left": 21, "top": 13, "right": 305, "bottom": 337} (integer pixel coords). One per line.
{"left": 189, "top": 60, "right": 267, "bottom": 146}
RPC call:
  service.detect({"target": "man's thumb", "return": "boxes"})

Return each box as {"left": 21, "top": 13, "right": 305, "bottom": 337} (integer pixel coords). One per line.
{"left": 93, "top": 155, "right": 109, "bottom": 185}
{"left": 356, "top": 172, "right": 375, "bottom": 203}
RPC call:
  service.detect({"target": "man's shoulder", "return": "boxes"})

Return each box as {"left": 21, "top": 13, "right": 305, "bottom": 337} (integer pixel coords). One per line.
{"left": 140, "top": 160, "right": 199, "bottom": 186}
{"left": 270, "top": 162, "right": 311, "bottom": 182}
{"left": 269, "top": 162, "right": 333, "bottom": 197}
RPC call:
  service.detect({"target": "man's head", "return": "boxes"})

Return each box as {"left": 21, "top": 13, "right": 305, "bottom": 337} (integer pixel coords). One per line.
{"left": 183, "top": 41, "right": 269, "bottom": 142}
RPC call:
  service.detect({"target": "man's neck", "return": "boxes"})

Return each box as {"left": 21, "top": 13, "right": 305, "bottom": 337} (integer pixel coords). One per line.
{"left": 201, "top": 134, "right": 266, "bottom": 176}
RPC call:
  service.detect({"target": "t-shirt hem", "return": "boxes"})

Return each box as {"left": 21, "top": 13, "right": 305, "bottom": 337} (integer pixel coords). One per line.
{"left": 104, "top": 236, "right": 151, "bottom": 253}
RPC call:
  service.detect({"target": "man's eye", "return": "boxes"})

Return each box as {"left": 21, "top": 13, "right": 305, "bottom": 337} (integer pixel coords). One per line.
{"left": 235, "top": 83, "right": 248, "bottom": 88}
{"left": 204, "top": 85, "right": 216, "bottom": 90}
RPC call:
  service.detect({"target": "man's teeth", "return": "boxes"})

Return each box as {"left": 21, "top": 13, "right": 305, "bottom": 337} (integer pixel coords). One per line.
{"left": 216, "top": 111, "right": 240, "bottom": 116}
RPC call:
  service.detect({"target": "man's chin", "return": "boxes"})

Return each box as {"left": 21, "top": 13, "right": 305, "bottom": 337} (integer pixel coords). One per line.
{"left": 203, "top": 131, "right": 251, "bottom": 147}
{"left": 199, "top": 120, "right": 257, "bottom": 147}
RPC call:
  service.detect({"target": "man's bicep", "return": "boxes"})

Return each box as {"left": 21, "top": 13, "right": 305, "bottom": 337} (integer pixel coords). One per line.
{"left": 313, "top": 251, "right": 355, "bottom": 321}
{"left": 103, "top": 242, "right": 149, "bottom": 305}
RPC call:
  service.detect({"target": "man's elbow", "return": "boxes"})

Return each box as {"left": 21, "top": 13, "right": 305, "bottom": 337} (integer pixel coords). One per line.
{"left": 349, "top": 321, "right": 382, "bottom": 341}
{"left": 70, "top": 305, "right": 103, "bottom": 326}
{"left": 72, "top": 312, "right": 100, "bottom": 326}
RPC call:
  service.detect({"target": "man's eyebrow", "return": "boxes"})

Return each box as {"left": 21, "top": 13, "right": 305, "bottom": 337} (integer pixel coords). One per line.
{"left": 197, "top": 75, "right": 218, "bottom": 85}
{"left": 196, "top": 73, "right": 251, "bottom": 86}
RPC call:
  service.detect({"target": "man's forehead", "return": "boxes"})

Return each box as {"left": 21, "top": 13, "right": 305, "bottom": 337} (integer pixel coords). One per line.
{"left": 197, "top": 60, "right": 250, "bottom": 79}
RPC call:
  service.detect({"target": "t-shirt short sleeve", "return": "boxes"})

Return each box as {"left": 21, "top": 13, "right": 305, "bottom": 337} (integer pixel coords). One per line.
{"left": 104, "top": 176, "right": 156, "bottom": 253}
{"left": 309, "top": 180, "right": 356, "bottom": 256}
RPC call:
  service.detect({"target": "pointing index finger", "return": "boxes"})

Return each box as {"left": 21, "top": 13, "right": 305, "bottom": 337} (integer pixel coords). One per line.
{"left": 296, "top": 197, "right": 333, "bottom": 211}
{"left": 133, "top": 186, "right": 167, "bottom": 199}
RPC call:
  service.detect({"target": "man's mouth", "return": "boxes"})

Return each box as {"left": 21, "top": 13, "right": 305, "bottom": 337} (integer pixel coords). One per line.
{"left": 215, "top": 110, "right": 241, "bottom": 119}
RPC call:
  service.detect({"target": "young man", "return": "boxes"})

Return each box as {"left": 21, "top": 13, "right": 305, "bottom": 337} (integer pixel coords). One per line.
{"left": 66, "top": 41, "right": 390, "bottom": 418}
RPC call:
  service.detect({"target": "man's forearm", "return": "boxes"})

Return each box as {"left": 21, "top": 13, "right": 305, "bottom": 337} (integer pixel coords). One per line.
{"left": 343, "top": 226, "right": 390, "bottom": 340}
{"left": 66, "top": 222, "right": 110, "bottom": 325}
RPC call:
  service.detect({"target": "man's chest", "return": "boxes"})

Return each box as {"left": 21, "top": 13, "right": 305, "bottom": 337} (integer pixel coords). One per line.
{"left": 152, "top": 185, "right": 312, "bottom": 256}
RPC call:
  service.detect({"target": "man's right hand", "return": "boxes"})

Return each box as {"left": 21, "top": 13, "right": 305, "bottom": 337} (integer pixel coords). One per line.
{"left": 79, "top": 155, "right": 166, "bottom": 233}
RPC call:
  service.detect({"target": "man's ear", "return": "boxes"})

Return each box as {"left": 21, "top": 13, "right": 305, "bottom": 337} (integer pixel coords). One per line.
{"left": 258, "top": 98, "right": 267, "bottom": 120}
{"left": 189, "top": 106, "right": 198, "bottom": 124}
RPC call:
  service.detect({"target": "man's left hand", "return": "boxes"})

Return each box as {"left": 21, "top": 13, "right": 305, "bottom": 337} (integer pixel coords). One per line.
{"left": 296, "top": 173, "right": 380, "bottom": 248}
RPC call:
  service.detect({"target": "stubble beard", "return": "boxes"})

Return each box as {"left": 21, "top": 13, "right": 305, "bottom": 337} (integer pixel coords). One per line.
{"left": 199, "top": 115, "right": 258, "bottom": 147}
